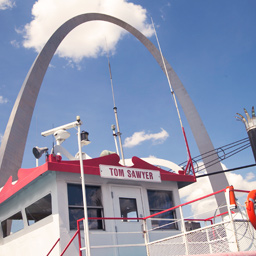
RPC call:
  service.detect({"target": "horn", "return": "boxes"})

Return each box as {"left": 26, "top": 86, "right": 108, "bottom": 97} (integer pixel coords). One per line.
{"left": 32, "top": 146, "right": 48, "bottom": 159}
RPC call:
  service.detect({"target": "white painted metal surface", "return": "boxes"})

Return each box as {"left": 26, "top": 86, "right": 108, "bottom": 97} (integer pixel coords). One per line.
{"left": 124, "top": 158, "right": 182, "bottom": 173}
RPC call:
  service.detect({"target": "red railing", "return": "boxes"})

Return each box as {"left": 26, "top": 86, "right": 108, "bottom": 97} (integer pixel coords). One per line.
{"left": 60, "top": 230, "right": 79, "bottom": 256}
{"left": 144, "top": 188, "right": 226, "bottom": 220}
{"left": 46, "top": 238, "right": 60, "bottom": 256}
{"left": 60, "top": 188, "right": 250, "bottom": 255}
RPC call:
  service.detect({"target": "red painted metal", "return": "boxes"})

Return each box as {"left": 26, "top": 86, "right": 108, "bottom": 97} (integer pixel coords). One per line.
{"left": 46, "top": 238, "right": 60, "bottom": 256}
{"left": 75, "top": 188, "right": 227, "bottom": 224}
{"left": 77, "top": 218, "right": 82, "bottom": 256}
{"left": 204, "top": 211, "right": 235, "bottom": 221}
{"left": 71, "top": 187, "right": 250, "bottom": 255}
{"left": 182, "top": 127, "right": 195, "bottom": 176}
{"left": 60, "top": 230, "right": 79, "bottom": 256}
{"left": 234, "top": 189, "right": 250, "bottom": 193}
{"left": 88, "top": 217, "right": 144, "bottom": 220}
{"left": 246, "top": 190, "right": 256, "bottom": 230}
{"left": 0, "top": 154, "right": 195, "bottom": 205}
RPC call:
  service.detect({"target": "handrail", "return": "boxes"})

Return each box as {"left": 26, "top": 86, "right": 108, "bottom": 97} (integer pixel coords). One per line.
{"left": 145, "top": 188, "right": 250, "bottom": 221}
{"left": 60, "top": 230, "right": 79, "bottom": 256}
{"left": 82, "top": 217, "right": 144, "bottom": 220}
{"left": 74, "top": 188, "right": 250, "bottom": 254}
{"left": 46, "top": 238, "right": 60, "bottom": 256}
{"left": 234, "top": 189, "right": 250, "bottom": 193}
{"left": 76, "top": 188, "right": 249, "bottom": 224}
{"left": 143, "top": 188, "right": 226, "bottom": 220}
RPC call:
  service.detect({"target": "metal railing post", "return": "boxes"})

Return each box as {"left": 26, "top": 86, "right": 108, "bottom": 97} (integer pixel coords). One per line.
{"left": 77, "top": 219, "right": 82, "bottom": 256}
{"left": 226, "top": 187, "right": 240, "bottom": 252}
{"left": 77, "top": 123, "right": 91, "bottom": 256}
{"left": 179, "top": 206, "right": 189, "bottom": 255}
{"left": 143, "top": 219, "right": 150, "bottom": 256}
{"left": 205, "top": 223, "right": 213, "bottom": 254}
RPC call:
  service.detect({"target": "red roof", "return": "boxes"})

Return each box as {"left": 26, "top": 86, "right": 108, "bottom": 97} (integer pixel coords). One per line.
{"left": 0, "top": 154, "right": 196, "bottom": 205}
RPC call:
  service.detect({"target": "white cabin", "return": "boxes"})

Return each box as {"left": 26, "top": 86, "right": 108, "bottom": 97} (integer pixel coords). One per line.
{"left": 0, "top": 153, "right": 195, "bottom": 256}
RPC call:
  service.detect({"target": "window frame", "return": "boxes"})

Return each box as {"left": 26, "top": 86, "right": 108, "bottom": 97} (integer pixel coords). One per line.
{"left": 1, "top": 211, "right": 24, "bottom": 238}
{"left": 119, "top": 197, "right": 139, "bottom": 222}
{"left": 25, "top": 193, "right": 52, "bottom": 226}
{"left": 147, "top": 189, "right": 178, "bottom": 230}
{"left": 67, "top": 184, "right": 104, "bottom": 230}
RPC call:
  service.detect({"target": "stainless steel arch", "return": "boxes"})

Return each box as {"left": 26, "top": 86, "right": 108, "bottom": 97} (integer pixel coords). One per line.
{"left": 0, "top": 13, "right": 228, "bottom": 204}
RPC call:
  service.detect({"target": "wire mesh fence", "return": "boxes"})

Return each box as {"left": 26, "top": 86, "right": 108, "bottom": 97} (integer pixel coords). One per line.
{"left": 71, "top": 188, "right": 256, "bottom": 256}
{"left": 147, "top": 216, "right": 256, "bottom": 256}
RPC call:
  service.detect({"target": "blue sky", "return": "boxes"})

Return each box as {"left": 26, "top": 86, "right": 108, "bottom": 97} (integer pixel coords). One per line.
{"left": 0, "top": 0, "right": 256, "bottom": 201}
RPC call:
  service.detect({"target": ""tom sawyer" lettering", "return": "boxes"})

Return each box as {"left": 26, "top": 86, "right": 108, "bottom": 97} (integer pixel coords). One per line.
{"left": 100, "top": 165, "right": 161, "bottom": 183}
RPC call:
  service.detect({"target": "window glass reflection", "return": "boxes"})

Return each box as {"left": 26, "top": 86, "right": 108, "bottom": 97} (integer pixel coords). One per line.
{"left": 119, "top": 198, "right": 138, "bottom": 222}
{"left": 68, "top": 184, "right": 104, "bottom": 230}
{"left": 147, "top": 190, "right": 177, "bottom": 229}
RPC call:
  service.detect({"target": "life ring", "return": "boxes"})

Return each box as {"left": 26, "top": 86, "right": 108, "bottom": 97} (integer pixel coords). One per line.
{"left": 246, "top": 190, "right": 256, "bottom": 230}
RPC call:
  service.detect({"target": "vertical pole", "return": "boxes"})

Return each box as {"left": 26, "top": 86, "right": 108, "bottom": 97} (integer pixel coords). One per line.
{"left": 226, "top": 187, "right": 240, "bottom": 252}
{"left": 205, "top": 224, "right": 213, "bottom": 254}
{"left": 77, "top": 220, "right": 82, "bottom": 256}
{"left": 106, "top": 51, "right": 125, "bottom": 166}
{"left": 113, "top": 107, "right": 125, "bottom": 165}
{"left": 143, "top": 219, "right": 150, "bottom": 256}
{"left": 77, "top": 123, "right": 91, "bottom": 256}
{"left": 179, "top": 206, "right": 189, "bottom": 255}
{"left": 111, "top": 125, "right": 120, "bottom": 156}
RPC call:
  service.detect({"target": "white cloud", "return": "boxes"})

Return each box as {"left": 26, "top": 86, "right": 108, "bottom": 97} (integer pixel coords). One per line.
{"left": 0, "top": 0, "right": 15, "bottom": 10}
{"left": 63, "top": 60, "right": 82, "bottom": 70}
{"left": 0, "top": 134, "right": 3, "bottom": 144}
{"left": 0, "top": 96, "right": 8, "bottom": 104}
{"left": 21, "top": 0, "right": 153, "bottom": 62}
{"left": 245, "top": 172, "right": 255, "bottom": 181}
{"left": 179, "top": 162, "right": 256, "bottom": 218}
{"left": 123, "top": 128, "right": 169, "bottom": 148}
{"left": 10, "top": 40, "right": 20, "bottom": 48}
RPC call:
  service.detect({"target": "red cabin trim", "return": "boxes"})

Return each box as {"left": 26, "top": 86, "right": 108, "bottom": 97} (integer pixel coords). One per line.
{"left": 0, "top": 154, "right": 196, "bottom": 205}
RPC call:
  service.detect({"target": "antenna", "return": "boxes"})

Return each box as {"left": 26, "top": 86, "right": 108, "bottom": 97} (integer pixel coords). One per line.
{"left": 111, "top": 124, "right": 120, "bottom": 156}
{"left": 51, "top": 124, "right": 55, "bottom": 155}
{"left": 151, "top": 18, "right": 183, "bottom": 129}
{"left": 106, "top": 42, "right": 125, "bottom": 165}
{"left": 151, "top": 18, "right": 194, "bottom": 175}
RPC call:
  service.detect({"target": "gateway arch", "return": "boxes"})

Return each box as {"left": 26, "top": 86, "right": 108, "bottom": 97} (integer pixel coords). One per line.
{"left": 0, "top": 13, "right": 228, "bottom": 205}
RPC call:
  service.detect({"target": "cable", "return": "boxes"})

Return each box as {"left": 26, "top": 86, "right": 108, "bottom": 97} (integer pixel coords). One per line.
{"left": 180, "top": 138, "right": 249, "bottom": 166}
{"left": 196, "top": 163, "right": 256, "bottom": 178}
{"left": 178, "top": 137, "right": 250, "bottom": 173}
{"left": 194, "top": 143, "right": 251, "bottom": 173}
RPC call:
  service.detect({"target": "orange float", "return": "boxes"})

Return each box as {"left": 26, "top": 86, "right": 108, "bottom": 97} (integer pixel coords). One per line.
{"left": 227, "top": 185, "right": 237, "bottom": 209}
{"left": 246, "top": 190, "right": 256, "bottom": 230}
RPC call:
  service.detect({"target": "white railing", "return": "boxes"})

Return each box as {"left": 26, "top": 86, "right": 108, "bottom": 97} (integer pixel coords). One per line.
{"left": 59, "top": 188, "right": 256, "bottom": 256}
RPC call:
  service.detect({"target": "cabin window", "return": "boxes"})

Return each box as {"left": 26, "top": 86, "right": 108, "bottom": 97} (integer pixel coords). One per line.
{"left": 25, "top": 194, "right": 52, "bottom": 225}
{"left": 68, "top": 184, "right": 104, "bottom": 230}
{"left": 147, "top": 190, "right": 177, "bottom": 230}
{"left": 119, "top": 198, "right": 138, "bottom": 222}
{"left": 1, "top": 211, "right": 24, "bottom": 238}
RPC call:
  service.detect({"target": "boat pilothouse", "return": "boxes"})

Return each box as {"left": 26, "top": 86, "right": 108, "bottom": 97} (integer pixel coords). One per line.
{"left": 0, "top": 117, "right": 196, "bottom": 256}
{"left": 1, "top": 12, "right": 256, "bottom": 256}
{"left": 1, "top": 118, "right": 256, "bottom": 256}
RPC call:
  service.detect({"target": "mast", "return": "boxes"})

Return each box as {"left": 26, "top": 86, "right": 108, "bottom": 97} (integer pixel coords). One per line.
{"left": 151, "top": 18, "right": 194, "bottom": 175}
{"left": 106, "top": 49, "right": 126, "bottom": 165}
